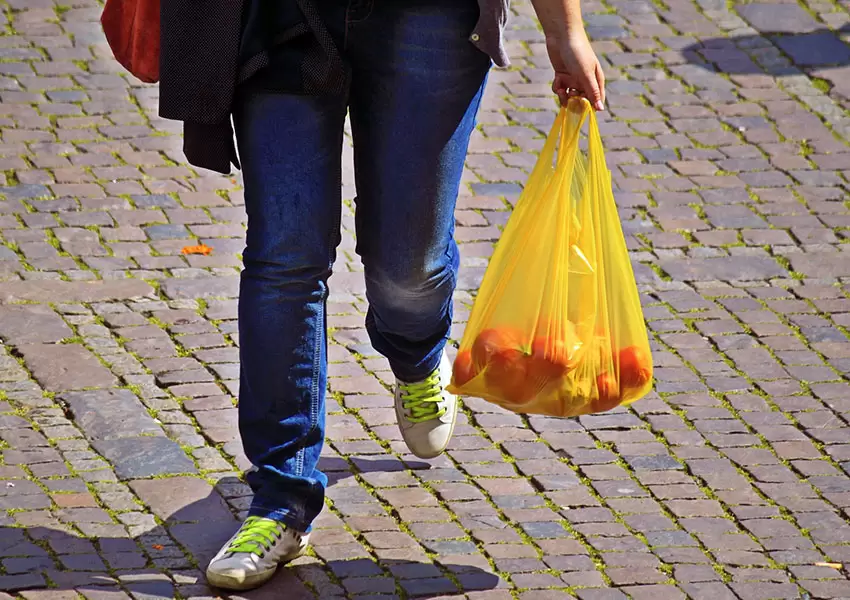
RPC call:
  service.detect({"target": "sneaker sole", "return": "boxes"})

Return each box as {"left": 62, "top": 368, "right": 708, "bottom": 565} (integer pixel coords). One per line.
{"left": 206, "top": 546, "right": 305, "bottom": 591}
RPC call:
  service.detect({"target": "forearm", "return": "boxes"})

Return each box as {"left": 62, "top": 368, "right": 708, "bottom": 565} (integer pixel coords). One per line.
{"left": 530, "top": 0, "right": 585, "bottom": 40}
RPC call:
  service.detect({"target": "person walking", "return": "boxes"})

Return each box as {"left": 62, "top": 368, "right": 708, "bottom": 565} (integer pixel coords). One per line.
{"left": 158, "top": 0, "right": 605, "bottom": 590}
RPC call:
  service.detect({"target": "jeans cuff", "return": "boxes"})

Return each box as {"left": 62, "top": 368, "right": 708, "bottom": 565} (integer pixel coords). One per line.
{"left": 249, "top": 503, "right": 312, "bottom": 533}
{"left": 392, "top": 351, "right": 443, "bottom": 383}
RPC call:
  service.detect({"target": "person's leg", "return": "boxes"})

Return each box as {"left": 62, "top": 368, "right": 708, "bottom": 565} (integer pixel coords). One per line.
{"left": 345, "top": 0, "right": 490, "bottom": 457}
{"left": 206, "top": 85, "right": 347, "bottom": 591}
{"left": 233, "top": 87, "right": 347, "bottom": 531}
{"left": 347, "top": 0, "right": 491, "bottom": 382}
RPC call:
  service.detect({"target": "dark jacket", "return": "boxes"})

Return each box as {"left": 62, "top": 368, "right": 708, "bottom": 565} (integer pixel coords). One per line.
{"left": 160, "top": 0, "right": 351, "bottom": 175}
{"left": 159, "top": 0, "right": 244, "bottom": 174}
{"left": 159, "top": 0, "right": 509, "bottom": 175}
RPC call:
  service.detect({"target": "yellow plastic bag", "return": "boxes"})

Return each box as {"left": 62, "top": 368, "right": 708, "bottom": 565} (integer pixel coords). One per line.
{"left": 447, "top": 97, "right": 652, "bottom": 417}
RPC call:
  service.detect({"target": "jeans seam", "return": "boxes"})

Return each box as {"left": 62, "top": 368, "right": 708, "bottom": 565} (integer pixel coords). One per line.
{"left": 309, "top": 299, "right": 323, "bottom": 438}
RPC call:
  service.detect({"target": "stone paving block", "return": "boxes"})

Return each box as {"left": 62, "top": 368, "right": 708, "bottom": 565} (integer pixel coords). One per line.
{"left": 0, "top": 573, "right": 47, "bottom": 591}
{"left": 18, "top": 344, "right": 117, "bottom": 392}
{"left": 161, "top": 276, "right": 240, "bottom": 299}
{"left": 130, "top": 477, "right": 235, "bottom": 523}
{"left": 92, "top": 437, "right": 197, "bottom": 479}
{"left": 658, "top": 257, "right": 787, "bottom": 281}
{"left": 790, "top": 252, "right": 850, "bottom": 279}
{"left": 0, "top": 305, "right": 72, "bottom": 344}
{"left": 774, "top": 32, "right": 850, "bottom": 67}
{"left": 19, "top": 592, "right": 81, "bottom": 600}
{"left": 0, "top": 280, "right": 154, "bottom": 304}
{"left": 61, "top": 390, "right": 162, "bottom": 440}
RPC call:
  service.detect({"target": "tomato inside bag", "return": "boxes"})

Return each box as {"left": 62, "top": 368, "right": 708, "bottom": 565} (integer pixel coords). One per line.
{"left": 446, "top": 98, "right": 653, "bottom": 417}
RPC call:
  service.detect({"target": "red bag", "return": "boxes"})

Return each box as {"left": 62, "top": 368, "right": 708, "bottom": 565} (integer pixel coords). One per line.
{"left": 100, "top": 0, "right": 160, "bottom": 83}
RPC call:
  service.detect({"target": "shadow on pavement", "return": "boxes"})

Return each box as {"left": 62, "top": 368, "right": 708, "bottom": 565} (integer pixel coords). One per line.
{"left": 0, "top": 458, "right": 503, "bottom": 598}
{"left": 682, "top": 20, "right": 850, "bottom": 95}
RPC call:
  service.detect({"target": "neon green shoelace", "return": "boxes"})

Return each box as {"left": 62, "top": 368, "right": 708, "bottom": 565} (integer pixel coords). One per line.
{"left": 399, "top": 371, "right": 446, "bottom": 423}
{"left": 226, "top": 517, "right": 285, "bottom": 556}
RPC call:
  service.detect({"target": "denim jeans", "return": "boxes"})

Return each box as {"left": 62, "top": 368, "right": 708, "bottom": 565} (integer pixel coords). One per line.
{"left": 232, "top": 0, "right": 490, "bottom": 532}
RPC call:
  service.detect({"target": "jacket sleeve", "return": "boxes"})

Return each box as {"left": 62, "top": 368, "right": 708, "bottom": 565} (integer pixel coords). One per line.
{"left": 159, "top": 0, "right": 244, "bottom": 173}
{"left": 183, "top": 121, "right": 241, "bottom": 175}
{"left": 158, "top": 0, "right": 245, "bottom": 125}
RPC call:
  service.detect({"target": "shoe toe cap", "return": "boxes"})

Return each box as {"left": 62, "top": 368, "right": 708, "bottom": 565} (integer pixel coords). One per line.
{"left": 405, "top": 422, "right": 453, "bottom": 459}
{"left": 208, "top": 557, "right": 256, "bottom": 582}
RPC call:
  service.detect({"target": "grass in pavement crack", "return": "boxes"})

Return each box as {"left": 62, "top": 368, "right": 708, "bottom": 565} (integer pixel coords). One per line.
{"left": 649, "top": 299, "right": 850, "bottom": 559}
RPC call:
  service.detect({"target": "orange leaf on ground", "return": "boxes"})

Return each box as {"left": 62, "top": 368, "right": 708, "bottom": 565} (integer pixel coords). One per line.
{"left": 181, "top": 244, "right": 212, "bottom": 256}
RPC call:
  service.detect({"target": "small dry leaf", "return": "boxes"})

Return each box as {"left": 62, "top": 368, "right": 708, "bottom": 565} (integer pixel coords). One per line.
{"left": 181, "top": 244, "right": 213, "bottom": 256}
{"left": 152, "top": 544, "right": 164, "bottom": 550}
{"left": 815, "top": 562, "right": 843, "bottom": 570}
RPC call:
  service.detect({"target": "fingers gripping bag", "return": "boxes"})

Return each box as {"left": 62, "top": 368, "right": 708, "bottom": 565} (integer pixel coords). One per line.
{"left": 447, "top": 97, "right": 652, "bottom": 417}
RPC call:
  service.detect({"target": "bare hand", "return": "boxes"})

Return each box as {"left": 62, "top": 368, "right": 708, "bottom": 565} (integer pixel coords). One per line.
{"left": 546, "top": 32, "right": 606, "bottom": 111}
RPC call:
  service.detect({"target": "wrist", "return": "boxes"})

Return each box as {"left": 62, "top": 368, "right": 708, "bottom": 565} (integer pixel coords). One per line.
{"left": 544, "top": 25, "right": 588, "bottom": 44}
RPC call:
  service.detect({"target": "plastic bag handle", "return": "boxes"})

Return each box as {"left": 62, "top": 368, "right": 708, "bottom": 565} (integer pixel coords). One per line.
{"left": 529, "top": 98, "right": 597, "bottom": 180}
{"left": 583, "top": 100, "right": 607, "bottom": 170}
{"left": 557, "top": 101, "right": 585, "bottom": 168}
{"left": 532, "top": 109, "right": 566, "bottom": 176}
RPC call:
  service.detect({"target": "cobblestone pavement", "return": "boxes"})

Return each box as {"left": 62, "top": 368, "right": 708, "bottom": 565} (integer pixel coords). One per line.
{"left": 1, "top": 0, "right": 850, "bottom": 599}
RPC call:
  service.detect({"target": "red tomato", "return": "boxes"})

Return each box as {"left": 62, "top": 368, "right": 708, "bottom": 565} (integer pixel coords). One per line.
{"left": 472, "top": 327, "right": 524, "bottom": 371}
{"left": 591, "top": 373, "right": 621, "bottom": 413}
{"left": 485, "top": 348, "right": 535, "bottom": 404}
{"left": 528, "top": 336, "right": 571, "bottom": 381}
{"left": 529, "top": 321, "right": 581, "bottom": 380}
{"left": 617, "top": 345, "right": 652, "bottom": 388}
{"left": 452, "top": 349, "right": 477, "bottom": 387}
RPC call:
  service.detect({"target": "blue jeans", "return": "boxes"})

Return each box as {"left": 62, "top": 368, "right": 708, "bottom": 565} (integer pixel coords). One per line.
{"left": 233, "top": 0, "right": 490, "bottom": 532}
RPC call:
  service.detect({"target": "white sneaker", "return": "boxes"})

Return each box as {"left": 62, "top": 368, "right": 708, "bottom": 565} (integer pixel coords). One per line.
{"left": 394, "top": 352, "right": 458, "bottom": 459}
{"left": 206, "top": 516, "right": 309, "bottom": 591}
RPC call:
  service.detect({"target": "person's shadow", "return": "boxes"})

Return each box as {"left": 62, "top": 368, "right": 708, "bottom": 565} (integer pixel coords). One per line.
{"left": 0, "top": 456, "right": 503, "bottom": 598}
